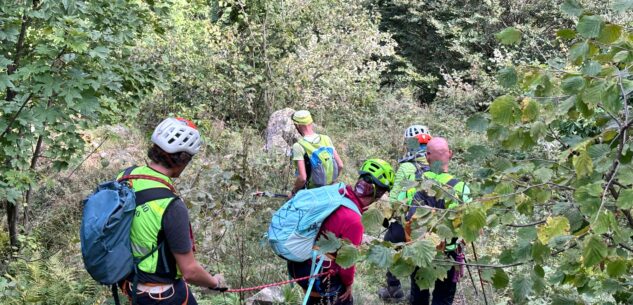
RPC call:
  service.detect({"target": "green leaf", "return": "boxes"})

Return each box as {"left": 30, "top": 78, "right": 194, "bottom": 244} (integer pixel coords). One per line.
{"left": 537, "top": 216, "right": 570, "bottom": 244}
{"left": 0, "top": 73, "right": 15, "bottom": 91}
{"left": 461, "top": 205, "right": 486, "bottom": 242}
{"left": 512, "top": 275, "right": 533, "bottom": 303}
{"left": 465, "top": 145, "right": 490, "bottom": 161}
{"left": 583, "top": 235, "right": 607, "bottom": 267}
{"left": 581, "top": 61, "right": 602, "bottom": 77}
{"left": 575, "top": 183, "right": 602, "bottom": 216}
{"left": 487, "top": 124, "right": 510, "bottom": 142}
{"left": 498, "top": 67, "right": 518, "bottom": 88}
{"left": 603, "top": 84, "right": 623, "bottom": 114}
{"left": 593, "top": 210, "right": 616, "bottom": 235}
{"left": 552, "top": 295, "right": 582, "bottom": 305}
{"left": 588, "top": 144, "right": 611, "bottom": 159}
{"left": 336, "top": 245, "right": 360, "bottom": 268}
{"left": 556, "top": 28, "right": 577, "bottom": 40}
{"left": 561, "top": 75, "right": 586, "bottom": 94}
{"left": 573, "top": 150, "right": 593, "bottom": 177}
{"left": 520, "top": 98, "right": 539, "bottom": 122}
{"left": 496, "top": 27, "right": 522, "bottom": 45}
{"left": 598, "top": 24, "right": 623, "bottom": 44}
{"left": 88, "top": 46, "right": 110, "bottom": 59}
{"left": 490, "top": 95, "right": 519, "bottom": 126}
{"left": 613, "top": 50, "right": 629, "bottom": 63}
{"left": 389, "top": 255, "right": 416, "bottom": 278}
{"left": 367, "top": 245, "right": 394, "bottom": 268}
{"left": 362, "top": 208, "right": 384, "bottom": 232}
{"left": 531, "top": 241, "right": 551, "bottom": 264}
{"left": 436, "top": 224, "right": 453, "bottom": 240}
{"left": 413, "top": 265, "right": 449, "bottom": 289}
{"left": 569, "top": 42, "right": 589, "bottom": 64}
{"left": 0, "top": 55, "right": 12, "bottom": 67}
{"left": 533, "top": 168, "right": 554, "bottom": 183}
{"left": 492, "top": 268, "right": 509, "bottom": 289}
{"left": 618, "top": 166, "right": 633, "bottom": 185}
{"left": 606, "top": 259, "right": 628, "bottom": 278}
{"left": 315, "top": 231, "right": 341, "bottom": 254}
{"left": 616, "top": 189, "right": 633, "bottom": 209}
{"left": 581, "top": 79, "right": 606, "bottom": 107}
{"left": 612, "top": 0, "right": 633, "bottom": 12}
{"left": 561, "top": 0, "right": 583, "bottom": 16}
{"left": 402, "top": 240, "right": 436, "bottom": 268}
{"left": 577, "top": 15, "right": 604, "bottom": 38}
{"left": 466, "top": 114, "right": 489, "bottom": 132}
{"left": 559, "top": 95, "right": 577, "bottom": 113}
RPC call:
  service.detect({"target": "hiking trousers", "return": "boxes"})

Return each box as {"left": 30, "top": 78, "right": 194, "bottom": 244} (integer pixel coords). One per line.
{"left": 383, "top": 220, "right": 406, "bottom": 288}
{"left": 287, "top": 260, "right": 353, "bottom": 305}
{"left": 384, "top": 220, "right": 458, "bottom": 305}
{"left": 410, "top": 265, "right": 456, "bottom": 305}
{"left": 123, "top": 279, "right": 198, "bottom": 305}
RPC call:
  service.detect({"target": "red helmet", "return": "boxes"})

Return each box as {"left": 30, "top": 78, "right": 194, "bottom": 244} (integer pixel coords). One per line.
{"left": 415, "top": 133, "right": 432, "bottom": 144}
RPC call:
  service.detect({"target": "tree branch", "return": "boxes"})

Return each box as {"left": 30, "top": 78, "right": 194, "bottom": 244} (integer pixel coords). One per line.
{"left": 433, "top": 259, "right": 525, "bottom": 269}
{"left": 506, "top": 219, "right": 546, "bottom": 227}
{"left": 618, "top": 243, "right": 633, "bottom": 253}
{"left": 0, "top": 93, "right": 33, "bottom": 140}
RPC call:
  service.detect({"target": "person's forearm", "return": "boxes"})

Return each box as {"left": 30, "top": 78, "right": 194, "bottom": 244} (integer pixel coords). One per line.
{"left": 182, "top": 262, "right": 219, "bottom": 288}
{"left": 292, "top": 177, "right": 306, "bottom": 194}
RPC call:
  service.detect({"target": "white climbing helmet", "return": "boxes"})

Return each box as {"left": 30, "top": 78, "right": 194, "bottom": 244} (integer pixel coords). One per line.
{"left": 151, "top": 117, "right": 202, "bottom": 155}
{"left": 404, "top": 125, "right": 429, "bottom": 139}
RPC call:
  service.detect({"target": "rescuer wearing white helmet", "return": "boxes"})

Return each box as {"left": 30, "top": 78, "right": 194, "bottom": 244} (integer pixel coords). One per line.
{"left": 116, "top": 117, "right": 227, "bottom": 304}
{"left": 378, "top": 124, "right": 433, "bottom": 301}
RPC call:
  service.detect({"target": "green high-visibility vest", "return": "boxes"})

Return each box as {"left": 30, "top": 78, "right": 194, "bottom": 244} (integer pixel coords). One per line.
{"left": 117, "top": 166, "right": 182, "bottom": 277}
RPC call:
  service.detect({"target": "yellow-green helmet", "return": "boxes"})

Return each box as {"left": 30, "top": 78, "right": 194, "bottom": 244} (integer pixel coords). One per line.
{"left": 358, "top": 158, "right": 395, "bottom": 190}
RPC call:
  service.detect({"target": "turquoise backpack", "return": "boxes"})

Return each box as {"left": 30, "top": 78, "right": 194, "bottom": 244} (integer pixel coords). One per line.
{"left": 267, "top": 183, "right": 360, "bottom": 304}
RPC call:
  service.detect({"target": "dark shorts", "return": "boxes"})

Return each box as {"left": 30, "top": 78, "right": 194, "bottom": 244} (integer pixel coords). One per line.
{"left": 123, "top": 279, "right": 197, "bottom": 305}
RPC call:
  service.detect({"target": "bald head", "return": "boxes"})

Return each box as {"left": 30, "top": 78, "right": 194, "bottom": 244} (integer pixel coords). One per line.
{"left": 426, "top": 137, "right": 452, "bottom": 172}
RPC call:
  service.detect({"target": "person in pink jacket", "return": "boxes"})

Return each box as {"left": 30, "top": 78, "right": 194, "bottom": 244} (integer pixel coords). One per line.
{"left": 288, "top": 159, "right": 395, "bottom": 305}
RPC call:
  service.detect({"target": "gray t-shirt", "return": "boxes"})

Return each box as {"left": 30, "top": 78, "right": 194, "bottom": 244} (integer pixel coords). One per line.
{"left": 136, "top": 198, "right": 192, "bottom": 283}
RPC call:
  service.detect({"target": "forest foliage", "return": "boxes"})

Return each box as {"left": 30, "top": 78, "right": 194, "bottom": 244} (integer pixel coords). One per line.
{"left": 1, "top": 0, "right": 632, "bottom": 304}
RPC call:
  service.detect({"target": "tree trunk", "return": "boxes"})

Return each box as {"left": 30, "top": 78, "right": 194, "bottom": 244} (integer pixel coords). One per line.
{"left": 5, "top": 200, "right": 18, "bottom": 247}
{"left": 24, "top": 134, "right": 44, "bottom": 232}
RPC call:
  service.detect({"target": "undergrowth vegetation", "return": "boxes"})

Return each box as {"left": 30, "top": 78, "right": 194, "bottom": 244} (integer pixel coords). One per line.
{"left": 1, "top": 0, "right": 632, "bottom": 304}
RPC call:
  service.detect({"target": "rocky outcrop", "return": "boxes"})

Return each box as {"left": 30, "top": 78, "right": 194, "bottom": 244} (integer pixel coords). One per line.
{"left": 264, "top": 108, "right": 300, "bottom": 156}
{"left": 245, "top": 286, "right": 285, "bottom": 305}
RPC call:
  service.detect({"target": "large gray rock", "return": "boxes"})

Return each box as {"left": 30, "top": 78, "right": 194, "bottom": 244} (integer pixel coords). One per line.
{"left": 245, "top": 286, "right": 285, "bottom": 305}
{"left": 264, "top": 108, "right": 300, "bottom": 156}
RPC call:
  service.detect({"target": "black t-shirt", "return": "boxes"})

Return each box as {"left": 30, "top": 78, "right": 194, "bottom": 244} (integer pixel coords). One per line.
{"left": 136, "top": 198, "right": 193, "bottom": 283}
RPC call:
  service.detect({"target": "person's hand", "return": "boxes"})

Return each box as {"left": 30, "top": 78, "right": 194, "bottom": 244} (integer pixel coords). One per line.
{"left": 338, "top": 285, "right": 353, "bottom": 301}
{"left": 207, "top": 274, "right": 227, "bottom": 292}
{"left": 288, "top": 191, "right": 295, "bottom": 199}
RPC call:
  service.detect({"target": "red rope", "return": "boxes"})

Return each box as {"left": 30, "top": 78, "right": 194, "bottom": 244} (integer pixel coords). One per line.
{"left": 224, "top": 270, "right": 335, "bottom": 293}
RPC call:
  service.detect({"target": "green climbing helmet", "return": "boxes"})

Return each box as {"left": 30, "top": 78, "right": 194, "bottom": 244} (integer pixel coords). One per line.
{"left": 358, "top": 158, "right": 395, "bottom": 190}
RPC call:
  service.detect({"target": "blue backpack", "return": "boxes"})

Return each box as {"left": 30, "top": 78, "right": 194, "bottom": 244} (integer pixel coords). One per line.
{"left": 267, "top": 183, "right": 360, "bottom": 305}
{"left": 80, "top": 166, "right": 175, "bottom": 305}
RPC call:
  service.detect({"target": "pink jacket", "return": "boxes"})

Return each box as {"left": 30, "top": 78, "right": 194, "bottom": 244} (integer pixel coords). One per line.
{"left": 319, "top": 185, "right": 364, "bottom": 287}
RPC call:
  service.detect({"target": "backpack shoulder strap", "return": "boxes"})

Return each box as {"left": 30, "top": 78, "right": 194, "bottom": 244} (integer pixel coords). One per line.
{"left": 446, "top": 178, "right": 460, "bottom": 187}
{"left": 134, "top": 188, "right": 176, "bottom": 206}
{"left": 121, "top": 166, "right": 138, "bottom": 178}
{"left": 118, "top": 174, "right": 176, "bottom": 193}
{"left": 297, "top": 138, "right": 317, "bottom": 155}
{"left": 413, "top": 162, "right": 430, "bottom": 180}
